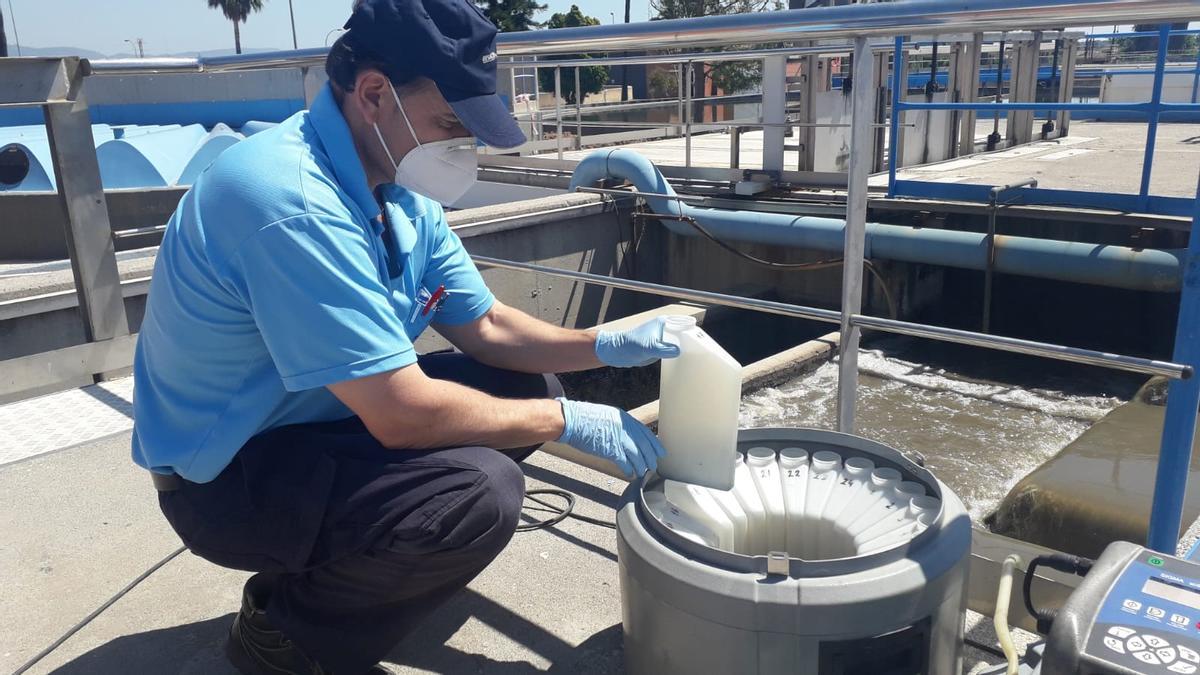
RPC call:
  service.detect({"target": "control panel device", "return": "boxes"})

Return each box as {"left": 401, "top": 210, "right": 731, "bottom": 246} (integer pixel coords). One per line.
{"left": 1044, "top": 542, "right": 1200, "bottom": 674}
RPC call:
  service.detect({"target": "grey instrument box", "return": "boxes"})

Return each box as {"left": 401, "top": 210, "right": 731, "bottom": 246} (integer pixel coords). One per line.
{"left": 1044, "top": 541, "right": 1200, "bottom": 674}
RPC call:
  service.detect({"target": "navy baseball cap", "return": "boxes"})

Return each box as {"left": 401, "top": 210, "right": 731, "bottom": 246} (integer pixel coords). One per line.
{"left": 344, "top": 0, "right": 526, "bottom": 149}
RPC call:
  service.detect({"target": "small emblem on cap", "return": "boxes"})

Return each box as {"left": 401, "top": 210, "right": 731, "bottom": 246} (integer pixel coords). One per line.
{"left": 482, "top": 51, "right": 497, "bottom": 64}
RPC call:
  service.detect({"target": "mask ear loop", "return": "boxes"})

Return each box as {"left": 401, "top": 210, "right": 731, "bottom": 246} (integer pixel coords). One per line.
{"left": 389, "top": 81, "right": 425, "bottom": 152}
{"left": 372, "top": 80, "right": 417, "bottom": 173}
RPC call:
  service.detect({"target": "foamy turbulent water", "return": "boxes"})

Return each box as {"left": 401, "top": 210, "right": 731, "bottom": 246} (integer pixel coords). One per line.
{"left": 739, "top": 348, "right": 1128, "bottom": 521}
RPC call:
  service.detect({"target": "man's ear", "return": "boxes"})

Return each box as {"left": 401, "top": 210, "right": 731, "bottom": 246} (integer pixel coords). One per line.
{"left": 351, "top": 69, "right": 391, "bottom": 125}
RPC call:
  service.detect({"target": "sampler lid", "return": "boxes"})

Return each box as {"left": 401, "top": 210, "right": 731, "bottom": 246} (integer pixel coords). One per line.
{"left": 634, "top": 427, "right": 951, "bottom": 578}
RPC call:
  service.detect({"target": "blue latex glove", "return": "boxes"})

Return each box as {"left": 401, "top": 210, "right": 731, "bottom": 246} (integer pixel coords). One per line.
{"left": 557, "top": 398, "right": 667, "bottom": 478}
{"left": 595, "top": 316, "right": 682, "bottom": 368}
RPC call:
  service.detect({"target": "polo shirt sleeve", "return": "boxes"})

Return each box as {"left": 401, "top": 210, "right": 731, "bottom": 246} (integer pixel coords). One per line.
{"left": 426, "top": 208, "right": 495, "bottom": 326}
{"left": 231, "top": 213, "right": 417, "bottom": 391}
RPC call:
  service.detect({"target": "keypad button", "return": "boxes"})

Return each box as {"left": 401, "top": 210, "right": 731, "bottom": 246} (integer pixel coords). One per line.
{"left": 1125, "top": 599, "right": 1144, "bottom": 612}
{"left": 1104, "top": 637, "right": 1126, "bottom": 653}
{"left": 1129, "top": 637, "right": 1148, "bottom": 651}
{"left": 1159, "top": 647, "right": 1179, "bottom": 663}
{"left": 1135, "top": 650, "right": 1163, "bottom": 665}
{"left": 1109, "top": 626, "right": 1138, "bottom": 639}
{"left": 1147, "top": 635, "right": 1171, "bottom": 648}
{"left": 1180, "top": 645, "right": 1200, "bottom": 663}
{"left": 1170, "top": 662, "right": 1198, "bottom": 674}
{"left": 1151, "top": 607, "right": 1169, "bottom": 619}
{"left": 1174, "top": 614, "right": 1192, "bottom": 626}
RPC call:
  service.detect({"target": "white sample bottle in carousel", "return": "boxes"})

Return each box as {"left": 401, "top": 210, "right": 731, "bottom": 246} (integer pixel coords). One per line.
{"left": 817, "top": 456, "right": 875, "bottom": 557}
{"left": 850, "top": 481, "right": 928, "bottom": 550}
{"left": 730, "top": 453, "right": 768, "bottom": 555}
{"left": 704, "top": 454, "right": 750, "bottom": 553}
{"left": 802, "top": 450, "right": 843, "bottom": 559}
{"left": 644, "top": 491, "right": 721, "bottom": 548}
{"left": 778, "top": 447, "right": 810, "bottom": 557}
{"left": 655, "top": 316, "right": 742, "bottom": 490}
{"left": 746, "top": 446, "right": 788, "bottom": 553}
{"left": 664, "top": 479, "right": 738, "bottom": 552}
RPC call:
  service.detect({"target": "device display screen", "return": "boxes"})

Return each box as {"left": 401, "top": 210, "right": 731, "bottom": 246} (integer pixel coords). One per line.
{"left": 1143, "top": 578, "right": 1200, "bottom": 611}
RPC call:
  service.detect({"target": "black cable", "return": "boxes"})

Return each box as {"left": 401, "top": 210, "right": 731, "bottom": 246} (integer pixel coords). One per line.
{"left": 516, "top": 488, "right": 616, "bottom": 532}
{"left": 13, "top": 545, "right": 188, "bottom": 675}
{"left": 963, "top": 635, "right": 1008, "bottom": 659}
{"left": 1022, "top": 553, "right": 1094, "bottom": 634}
{"left": 637, "top": 210, "right": 900, "bottom": 320}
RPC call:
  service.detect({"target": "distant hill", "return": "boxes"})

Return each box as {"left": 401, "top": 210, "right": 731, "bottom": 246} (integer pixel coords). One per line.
{"left": 12, "top": 45, "right": 108, "bottom": 60}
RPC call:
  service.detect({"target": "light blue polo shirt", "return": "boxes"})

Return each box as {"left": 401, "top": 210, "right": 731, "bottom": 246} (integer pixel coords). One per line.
{"left": 131, "top": 84, "right": 495, "bottom": 483}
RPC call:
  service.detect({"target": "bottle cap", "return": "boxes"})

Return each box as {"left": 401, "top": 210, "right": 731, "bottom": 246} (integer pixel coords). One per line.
{"left": 843, "top": 456, "right": 875, "bottom": 477}
{"left": 746, "top": 446, "right": 776, "bottom": 466}
{"left": 870, "top": 467, "right": 902, "bottom": 489}
{"left": 812, "top": 450, "right": 842, "bottom": 473}
{"left": 779, "top": 447, "right": 809, "bottom": 469}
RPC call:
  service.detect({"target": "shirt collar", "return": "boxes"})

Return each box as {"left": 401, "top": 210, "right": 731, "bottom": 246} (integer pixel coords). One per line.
{"left": 309, "top": 83, "right": 381, "bottom": 224}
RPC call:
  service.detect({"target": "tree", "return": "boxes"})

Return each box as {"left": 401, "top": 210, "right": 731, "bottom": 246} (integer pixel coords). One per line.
{"left": 474, "top": 0, "right": 546, "bottom": 33}
{"left": 651, "top": 0, "right": 782, "bottom": 103}
{"left": 206, "top": 0, "right": 266, "bottom": 55}
{"left": 1, "top": 7, "right": 7, "bottom": 58}
{"left": 1121, "top": 23, "right": 1195, "bottom": 57}
{"left": 537, "top": 6, "right": 610, "bottom": 105}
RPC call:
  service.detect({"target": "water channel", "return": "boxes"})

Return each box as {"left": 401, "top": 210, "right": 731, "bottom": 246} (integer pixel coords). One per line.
{"left": 739, "top": 338, "right": 1149, "bottom": 521}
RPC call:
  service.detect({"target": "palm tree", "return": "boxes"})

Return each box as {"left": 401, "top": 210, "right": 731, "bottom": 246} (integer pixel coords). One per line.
{"left": 207, "top": 0, "right": 266, "bottom": 55}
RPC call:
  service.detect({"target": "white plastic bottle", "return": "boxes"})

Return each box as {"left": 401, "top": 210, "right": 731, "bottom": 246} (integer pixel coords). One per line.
{"left": 851, "top": 483, "right": 930, "bottom": 550}
{"left": 778, "top": 447, "right": 810, "bottom": 558}
{"left": 731, "top": 453, "right": 768, "bottom": 555}
{"left": 746, "top": 447, "right": 787, "bottom": 553}
{"left": 817, "top": 456, "right": 875, "bottom": 557}
{"left": 839, "top": 467, "right": 902, "bottom": 541}
{"left": 644, "top": 491, "right": 721, "bottom": 548}
{"left": 664, "top": 479, "right": 737, "bottom": 552}
{"left": 704, "top": 455, "right": 749, "bottom": 553}
{"left": 803, "top": 450, "right": 843, "bottom": 559}
{"left": 656, "top": 316, "right": 742, "bottom": 490}
{"left": 859, "top": 496, "right": 941, "bottom": 553}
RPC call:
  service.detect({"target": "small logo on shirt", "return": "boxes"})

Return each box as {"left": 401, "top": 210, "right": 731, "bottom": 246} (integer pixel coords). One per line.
{"left": 482, "top": 51, "right": 497, "bottom": 64}
{"left": 409, "top": 285, "right": 450, "bottom": 323}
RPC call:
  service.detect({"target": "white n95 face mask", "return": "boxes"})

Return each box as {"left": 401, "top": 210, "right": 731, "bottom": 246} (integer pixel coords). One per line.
{"left": 373, "top": 82, "right": 478, "bottom": 205}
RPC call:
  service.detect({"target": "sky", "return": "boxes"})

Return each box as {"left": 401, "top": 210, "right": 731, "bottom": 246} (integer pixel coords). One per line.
{"left": 4, "top": 0, "right": 655, "bottom": 56}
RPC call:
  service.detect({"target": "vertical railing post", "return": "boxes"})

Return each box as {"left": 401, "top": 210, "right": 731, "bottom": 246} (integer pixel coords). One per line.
{"left": 1191, "top": 45, "right": 1200, "bottom": 105}
{"left": 677, "top": 63, "right": 685, "bottom": 135}
{"left": 887, "top": 36, "right": 904, "bottom": 198}
{"left": 554, "top": 66, "right": 563, "bottom": 161}
{"left": 1140, "top": 24, "right": 1171, "bottom": 204}
{"left": 957, "top": 33, "right": 984, "bottom": 156}
{"left": 1147, "top": 171, "right": 1200, "bottom": 553}
{"left": 837, "top": 37, "right": 876, "bottom": 433}
{"left": 574, "top": 66, "right": 583, "bottom": 151}
{"left": 685, "top": 60, "right": 694, "bottom": 168}
{"left": 43, "top": 58, "right": 129, "bottom": 353}
{"left": 762, "top": 55, "right": 787, "bottom": 175}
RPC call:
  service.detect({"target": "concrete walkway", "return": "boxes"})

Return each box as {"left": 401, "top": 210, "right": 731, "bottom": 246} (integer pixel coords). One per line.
{"left": 1, "top": 429, "right": 628, "bottom": 675}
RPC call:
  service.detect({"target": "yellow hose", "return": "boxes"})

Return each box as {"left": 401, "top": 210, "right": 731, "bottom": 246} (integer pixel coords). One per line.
{"left": 994, "top": 554, "right": 1024, "bottom": 675}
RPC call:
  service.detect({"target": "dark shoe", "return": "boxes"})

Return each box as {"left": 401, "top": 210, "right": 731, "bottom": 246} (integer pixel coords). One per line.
{"left": 225, "top": 574, "right": 393, "bottom": 675}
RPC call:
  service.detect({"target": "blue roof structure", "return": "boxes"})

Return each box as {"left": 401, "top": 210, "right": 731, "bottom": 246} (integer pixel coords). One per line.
{"left": 0, "top": 122, "right": 277, "bottom": 192}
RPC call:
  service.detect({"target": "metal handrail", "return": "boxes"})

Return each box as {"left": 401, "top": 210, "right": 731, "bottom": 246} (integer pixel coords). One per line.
{"left": 493, "top": 0, "right": 1200, "bottom": 56}
{"left": 84, "top": 0, "right": 1200, "bottom": 74}
{"left": 471, "top": 255, "right": 1192, "bottom": 380}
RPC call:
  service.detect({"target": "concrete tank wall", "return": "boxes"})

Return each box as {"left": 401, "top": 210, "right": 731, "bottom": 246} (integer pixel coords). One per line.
{"left": 0, "top": 195, "right": 659, "bottom": 369}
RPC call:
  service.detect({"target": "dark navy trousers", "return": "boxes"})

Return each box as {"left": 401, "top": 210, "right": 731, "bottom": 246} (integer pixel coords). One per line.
{"left": 158, "top": 353, "right": 564, "bottom": 674}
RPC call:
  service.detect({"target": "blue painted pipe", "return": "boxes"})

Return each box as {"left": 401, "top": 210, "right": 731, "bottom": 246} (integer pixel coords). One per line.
{"left": 569, "top": 148, "right": 1185, "bottom": 292}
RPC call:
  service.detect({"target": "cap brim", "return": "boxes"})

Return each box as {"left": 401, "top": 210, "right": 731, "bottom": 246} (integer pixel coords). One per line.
{"left": 447, "top": 93, "right": 527, "bottom": 150}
